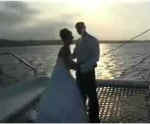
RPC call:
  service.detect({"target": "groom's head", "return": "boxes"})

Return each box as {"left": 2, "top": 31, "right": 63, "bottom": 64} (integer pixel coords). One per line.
{"left": 75, "top": 22, "right": 86, "bottom": 35}
{"left": 59, "top": 28, "right": 73, "bottom": 45}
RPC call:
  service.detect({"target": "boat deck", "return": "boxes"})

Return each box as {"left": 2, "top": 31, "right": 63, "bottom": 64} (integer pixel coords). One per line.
{"left": 1, "top": 77, "right": 150, "bottom": 123}
{"left": 97, "top": 85, "right": 149, "bottom": 122}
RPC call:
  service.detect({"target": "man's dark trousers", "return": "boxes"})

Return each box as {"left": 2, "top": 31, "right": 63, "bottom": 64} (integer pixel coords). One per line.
{"left": 76, "top": 68, "right": 100, "bottom": 123}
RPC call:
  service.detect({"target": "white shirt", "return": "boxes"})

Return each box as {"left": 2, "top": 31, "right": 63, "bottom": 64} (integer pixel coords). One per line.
{"left": 73, "top": 33, "right": 100, "bottom": 73}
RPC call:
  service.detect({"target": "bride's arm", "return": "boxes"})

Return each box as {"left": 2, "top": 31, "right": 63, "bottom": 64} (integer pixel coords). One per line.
{"left": 58, "top": 47, "right": 78, "bottom": 70}
{"left": 67, "top": 57, "right": 78, "bottom": 70}
{"left": 70, "top": 40, "right": 80, "bottom": 59}
{"left": 71, "top": 46, "right": 77, "bottom": 59}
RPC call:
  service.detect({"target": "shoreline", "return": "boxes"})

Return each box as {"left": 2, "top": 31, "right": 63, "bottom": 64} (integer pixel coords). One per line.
{"left": 0, "top": 40, "right": 150, "bottom": 47}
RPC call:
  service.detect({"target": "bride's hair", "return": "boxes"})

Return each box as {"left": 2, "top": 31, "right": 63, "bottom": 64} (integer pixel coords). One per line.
{"left": 59, "top": 28, "right": 71, "bottom": 41}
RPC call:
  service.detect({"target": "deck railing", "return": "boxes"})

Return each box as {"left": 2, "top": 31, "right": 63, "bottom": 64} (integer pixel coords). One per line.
{"left": 0, "top": 52, "right": 37, "bottom": 76}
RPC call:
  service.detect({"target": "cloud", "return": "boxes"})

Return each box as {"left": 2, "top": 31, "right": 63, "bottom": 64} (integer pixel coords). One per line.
{"left": 9, "top": 19, "right": 74, "bottom": 40}
{"left": 91, "top": 1, "right": 150, "bottom": 40}
{"left": 117, "top": 0, "right": 149, "bottom": 3}
{"left": 0, "top": 1, "right": 39, "bottom": 25}
{"left": 110, "top": 2, "right": 150, "bottom": 31}
{"left": 0, "top": 1, "right": 39, "bottom": 39}
{"left": 0, "top": 1, "right": 82, "bottom": 40}
{"left": 0, "top": 0, "right": 150, "bottom": 40}
{"left": 0, "top": 1, "right": 40, "bottom": 38}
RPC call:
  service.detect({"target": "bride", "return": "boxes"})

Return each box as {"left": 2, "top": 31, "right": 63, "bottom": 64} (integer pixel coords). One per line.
{"left": 36, "top": 28, "right": 88, "bottom": 123}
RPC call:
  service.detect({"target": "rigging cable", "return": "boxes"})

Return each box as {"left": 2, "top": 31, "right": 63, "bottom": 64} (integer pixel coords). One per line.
{"left": 102, "top": 28, "right": 150, "bottom": 79}
{"left": 102, "top": 28, "right": 150, "bottom": 57}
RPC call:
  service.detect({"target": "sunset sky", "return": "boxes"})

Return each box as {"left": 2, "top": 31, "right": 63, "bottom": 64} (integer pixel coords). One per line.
{"left": 0, "top": 0, "right": 150, "bottom": 40}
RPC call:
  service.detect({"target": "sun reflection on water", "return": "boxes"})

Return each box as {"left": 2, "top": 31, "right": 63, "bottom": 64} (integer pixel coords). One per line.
{"left": 96, "top": 44, "right": 122, "bottom": 80}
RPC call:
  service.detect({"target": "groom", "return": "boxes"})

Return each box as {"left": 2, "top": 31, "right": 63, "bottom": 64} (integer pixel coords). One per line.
{"left": 72, "top": 22, "right": 100, "bottom": 123}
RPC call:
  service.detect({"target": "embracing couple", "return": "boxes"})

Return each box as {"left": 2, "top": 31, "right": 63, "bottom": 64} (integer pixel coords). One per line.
{"left": 37, "top": 22, "right": 100, "bottom": 123}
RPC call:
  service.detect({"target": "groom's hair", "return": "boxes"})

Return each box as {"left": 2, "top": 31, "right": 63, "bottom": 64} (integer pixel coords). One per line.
{"left": 75, "top": 22, "right": 86, "bottom": 29}
{"left": 59, "top": 28, "right": 71, "bottom": 41}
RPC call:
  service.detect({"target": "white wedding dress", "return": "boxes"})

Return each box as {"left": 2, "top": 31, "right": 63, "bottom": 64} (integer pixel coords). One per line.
{"left": 36, "top": 56, "right": 88, "bottom": 123}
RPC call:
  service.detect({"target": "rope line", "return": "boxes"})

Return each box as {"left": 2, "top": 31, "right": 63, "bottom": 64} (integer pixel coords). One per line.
{"left": 102, "top": 28, "right": 150, "bottom": 80}
{"left": 102, "top": 28, "right": 150, "bottom": 57}
{"left": 121, "top": 54, "right": 150, "bottom": 76}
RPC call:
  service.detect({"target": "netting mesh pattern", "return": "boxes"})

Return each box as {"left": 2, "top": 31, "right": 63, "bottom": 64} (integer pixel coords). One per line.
{"left": 97, "top": 86, "right": 150, "bottom": 122}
